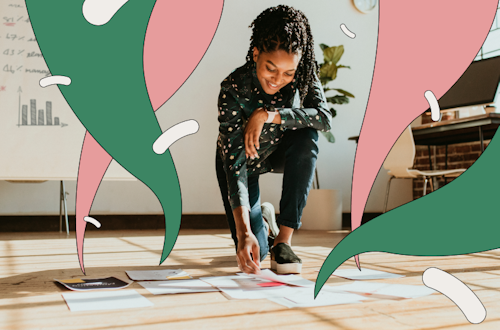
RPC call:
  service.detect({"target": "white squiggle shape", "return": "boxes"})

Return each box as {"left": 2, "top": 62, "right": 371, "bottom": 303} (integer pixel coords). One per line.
{"left": 84, "top": 216, "right": 101, "bottom": 228}
{"left": 423, "top": 267, "right": 486, "bottom": 324}
{"left": 425, "top": 90, "right": 441, "bottom": 122}
{"left": 82, "top": 0, "right": 129, "bottom": 26}
{"left": 153, "top": 120, "right": 200, "bottom": 155}
{"left": 340, "top": 24, "right": 356, "bottom": 39}
{"left": 39, "top": 76, "right": 71, "bottom": 88}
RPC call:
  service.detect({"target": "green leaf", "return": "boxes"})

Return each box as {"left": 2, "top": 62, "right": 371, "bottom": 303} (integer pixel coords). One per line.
{"left": 320, "top": 77, "right": 331, "bottom": 86}
{"left": 319, "top": 43, "right": 329, "bottom": 51}
{"left": 323, "top": 45, "right": 344, "bottom": 64}
{"left": 330, "top": 107, "right": 337, "bottom": 118}
{"left": 336, "top": 65, "right": 351, "bottom": 69}
{"left": 327, "top": 95, "right": 349, "bottom": 105}
{"left": 320, "top": 131, "right": 335, "bottom": 143}
{"left": 320, "top": 63, "right": 338, "bottom": 81}
{"left": 332, "top": 89, "right": 355, "bottom": 98}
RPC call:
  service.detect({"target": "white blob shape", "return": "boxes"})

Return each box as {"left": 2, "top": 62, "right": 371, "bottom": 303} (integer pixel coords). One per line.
{"left": 425, "top": 90, "right": 441, "bottom": 122}
{"left": 423, "top": 267, "right": 486, "bottom": 324}
{"left": 340, "top": 24, "right": 356, "bottom": 39}
{"left": 84, "top": 216, "right": 101, "bottom": 229}
{"left": 82, "top": 0, "right": 129, "bottom": 26}
{"left": 153, "top": 120, "right": 200, "bottom": 155}
{"left": 39, "top": 75, "right": 71, "bottom": 88}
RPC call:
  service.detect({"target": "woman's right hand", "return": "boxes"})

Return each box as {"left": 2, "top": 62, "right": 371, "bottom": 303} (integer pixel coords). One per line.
{"left": 236, "top": 233, "right": 261, "bottom": 274}
{"left": 244, "top": 107, "right": 267, "bottom": 159}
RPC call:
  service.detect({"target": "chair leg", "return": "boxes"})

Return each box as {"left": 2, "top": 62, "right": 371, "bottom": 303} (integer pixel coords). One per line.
{"left": 383, "top": 176, "right": 394, "bottom": 213}
{"left": 429, "top": 176, "right": 435, "bottom": 192}
{"left": 423, "top": 177, "right": 428, "bottom": 196}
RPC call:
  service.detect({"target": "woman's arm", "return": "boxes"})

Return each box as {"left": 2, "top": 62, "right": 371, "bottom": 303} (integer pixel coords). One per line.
{"left": 278, "top": 73, "right": 332, "bottom": 132}
{"left": 218, "top": 83, "right": 262, "bottom": 274}
{"left": 232, "top": 206, "right": 261, "bottom": 274}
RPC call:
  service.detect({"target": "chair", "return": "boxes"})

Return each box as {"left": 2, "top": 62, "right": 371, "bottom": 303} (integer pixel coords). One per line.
{"left": 382, "top": 126, "right": 466, "bottom": 212}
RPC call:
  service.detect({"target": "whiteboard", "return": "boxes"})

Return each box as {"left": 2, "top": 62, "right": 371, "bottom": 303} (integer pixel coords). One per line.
{"left": 0, "top": 0, "right": 134, "bottom": 180}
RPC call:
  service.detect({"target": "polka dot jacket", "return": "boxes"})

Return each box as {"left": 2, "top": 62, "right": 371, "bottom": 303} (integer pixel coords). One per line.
{"left": 217, "top": 63, "right": 332, "bottom": 211}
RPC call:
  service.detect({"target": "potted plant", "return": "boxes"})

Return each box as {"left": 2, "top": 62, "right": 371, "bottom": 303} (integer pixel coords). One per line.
{"left": 301, "top": 44, "right": 354, "bottom": 230}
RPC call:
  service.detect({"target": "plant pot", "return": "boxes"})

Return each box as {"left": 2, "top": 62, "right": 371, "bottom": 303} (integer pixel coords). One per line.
{"left": 300, "top": 189, "right": 342, "bottom": 230}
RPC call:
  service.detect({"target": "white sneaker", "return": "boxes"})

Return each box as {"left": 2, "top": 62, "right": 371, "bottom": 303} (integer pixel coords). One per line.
{"left": 261, "top": 202, "right": 279, "bottom": 239}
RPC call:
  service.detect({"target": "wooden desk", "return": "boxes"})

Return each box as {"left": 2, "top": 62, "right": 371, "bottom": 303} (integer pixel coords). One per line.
{"left": 412, "top": 113, "right": 500, "bottom": 152}
{"left": 348, "top": 113, "right": 500, "bottom": 173}
{"left": 349, "top": 113, "right": 500, "bottom": 151}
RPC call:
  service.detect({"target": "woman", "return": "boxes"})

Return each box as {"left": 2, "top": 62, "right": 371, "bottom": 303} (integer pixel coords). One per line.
{"left": 216, "top": 5, "right": 332, "bottom": 275}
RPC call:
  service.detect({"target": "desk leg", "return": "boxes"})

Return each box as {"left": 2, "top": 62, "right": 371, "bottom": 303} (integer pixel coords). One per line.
{"left": 427, "top": 145, "right": 433, "bottom": 170}
{"left": 479, "top": 127, "right": 484, "bottom": 153}
{"left": 444, "top": 145, "right": 448, "bottom": 184}
{"left": 62, "top": 180, "right": 69, "bottom": 236}
{"left": 59, "top": 181, "right": 62, "bottom": 233}
{"left": 59, "top": 180, "right": 69, "bottom": 236}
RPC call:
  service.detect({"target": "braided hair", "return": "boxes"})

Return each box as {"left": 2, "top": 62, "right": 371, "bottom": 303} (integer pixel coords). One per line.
{"left": 245, "top": 5, "right": 318, "bottom": 103}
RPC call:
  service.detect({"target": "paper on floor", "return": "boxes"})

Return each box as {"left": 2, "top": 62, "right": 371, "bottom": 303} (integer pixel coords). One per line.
{"left": 55, "top": 277, "right": 131, "bottom": 291}
{"left": 329, "top": 268, "right": 404, "bottom": 280}
{"left": 200, "top": 275, "right": 298, "bottom": 300}
{"left": 62, "top": 289, "right": 153, "bottom": 312}
{"left": 269, "top": 288, "right": 366, "bottom": 308}
{"left": 240, "top": 269, "right": 315, "bottom": 287}
{"left": 138, "top": 279, "right": 219, "bottom": 295}
{"left": 331, "top": 282, "right": 436, "bottom": 299}
{"left": 125, "top": 269, "right": 191, "bottom": 281}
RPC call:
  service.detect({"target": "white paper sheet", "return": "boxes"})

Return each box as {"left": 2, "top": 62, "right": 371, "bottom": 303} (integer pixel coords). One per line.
{"left": 241, "top": 269, "right": 315, "bottom": 287}
{"left": 125, "top": 269, "right": 191, "bottom": 281}
{"left": 62, "top": 290, "right": 153, "bottom": 312}
{"left": 331, "top": 282, "right": 436, "bottom": 299}
{"left": 138, "top": 279, "right": 219, "bottom": 295}
{"left": 269, "top": 288, "right": 365, "bottom": 308}
{"left": 200, "top": 275, "right": 247, "bottom": 289}
{"left": 329, "top": 268, "right": 404, "bottom": 280}
{"left": 200, "top": 275, "right": 298, "bottom": 300}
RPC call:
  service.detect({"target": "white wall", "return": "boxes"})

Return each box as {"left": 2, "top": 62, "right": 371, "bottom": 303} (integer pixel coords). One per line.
{"left": 0, "top": 0, "right": 413, "bottom": 216}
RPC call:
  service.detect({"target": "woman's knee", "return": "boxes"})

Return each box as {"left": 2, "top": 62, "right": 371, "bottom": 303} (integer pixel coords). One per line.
{"left": 286, "top": 128, "right": 319, "bottom": 160}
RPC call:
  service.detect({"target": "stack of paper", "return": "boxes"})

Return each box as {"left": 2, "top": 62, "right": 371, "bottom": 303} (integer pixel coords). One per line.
{"left": 125, "top": 269, "right": 191, "bottom": 281}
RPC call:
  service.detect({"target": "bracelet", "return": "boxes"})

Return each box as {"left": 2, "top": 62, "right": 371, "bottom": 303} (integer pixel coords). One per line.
{"left": 265, "top": 111, "right": 277, "bottom": 123}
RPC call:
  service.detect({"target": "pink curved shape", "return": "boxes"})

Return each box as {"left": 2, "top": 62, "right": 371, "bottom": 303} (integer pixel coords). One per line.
{"left": 351, "top": 0, "right": 498, "bottom": 267}
{"left": 76, "top": 132, "right": 112, "bottom": 273}
{"left": 143, "top": 0, "right": 223, "bottom": 109}
{"left": 76, "top": 0, "right": 223, "bottom": 273}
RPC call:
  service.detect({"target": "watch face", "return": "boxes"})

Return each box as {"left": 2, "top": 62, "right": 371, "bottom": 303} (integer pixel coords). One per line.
{"left": 353, "top": 0, "right": 377, "bottom": 13}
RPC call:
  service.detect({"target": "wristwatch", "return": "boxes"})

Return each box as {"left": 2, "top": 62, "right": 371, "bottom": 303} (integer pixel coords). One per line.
{"left": 264, "top": 104, "right": 276, "bottom": 112}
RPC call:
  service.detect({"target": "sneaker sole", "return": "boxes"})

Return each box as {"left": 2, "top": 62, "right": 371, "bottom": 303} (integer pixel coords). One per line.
{"left": 271, "top": 260, "right": 302, "bottom": 274}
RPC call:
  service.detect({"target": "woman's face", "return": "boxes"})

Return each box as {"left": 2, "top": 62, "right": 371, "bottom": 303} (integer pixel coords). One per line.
{"left": 253, "top": 47, "right": 300, "bottom": 95}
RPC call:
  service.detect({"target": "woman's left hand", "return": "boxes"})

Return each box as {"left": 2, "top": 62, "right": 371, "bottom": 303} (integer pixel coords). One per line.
{"left": 244, "top": 107, "right": 267, "bottom": 159}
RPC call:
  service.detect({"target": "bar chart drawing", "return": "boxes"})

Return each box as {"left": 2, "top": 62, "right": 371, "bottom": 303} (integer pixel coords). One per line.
{"left": 17, "top": 96, "right": 67, "bottom": 127}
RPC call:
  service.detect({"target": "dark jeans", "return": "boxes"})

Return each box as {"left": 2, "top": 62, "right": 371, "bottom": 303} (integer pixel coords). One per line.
{"left": 216, "top": 128, "right": 319, "bottom": 261}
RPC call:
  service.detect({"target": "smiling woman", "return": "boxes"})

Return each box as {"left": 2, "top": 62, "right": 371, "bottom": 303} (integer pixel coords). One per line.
{"left": 215, "top": 5, "right": 333, "bottom": 276}
{"left": 253, "top": 49, "right": 300, "bottom": 95}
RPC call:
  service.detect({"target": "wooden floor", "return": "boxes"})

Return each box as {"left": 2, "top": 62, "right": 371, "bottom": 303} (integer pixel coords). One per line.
{"left": 1, "top": 229, "right": 500, "bottom": 329}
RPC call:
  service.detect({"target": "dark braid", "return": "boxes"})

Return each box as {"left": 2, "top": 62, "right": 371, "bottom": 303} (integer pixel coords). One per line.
{"left": 245, "top": 5, "right": 318, "bottom": 103}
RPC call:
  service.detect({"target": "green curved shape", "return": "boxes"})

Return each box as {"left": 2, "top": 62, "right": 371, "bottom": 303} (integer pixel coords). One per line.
{"left": 25, "top": 0, "right": 181, "bottom": 264}
{"left": 316, "top": 130, "right": 500, "bottom": 297}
